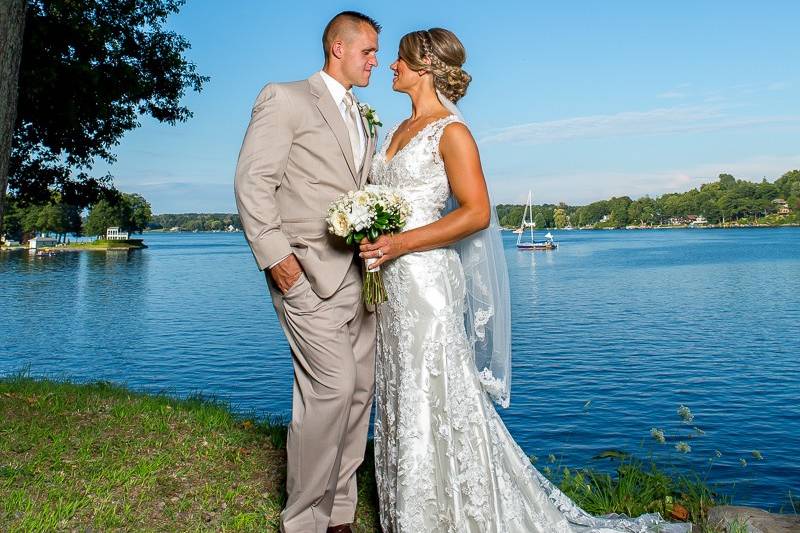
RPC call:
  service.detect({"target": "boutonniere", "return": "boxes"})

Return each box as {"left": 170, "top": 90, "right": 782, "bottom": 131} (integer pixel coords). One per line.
{"left": 357, "top": 103, "right": 382, "bottom": 138}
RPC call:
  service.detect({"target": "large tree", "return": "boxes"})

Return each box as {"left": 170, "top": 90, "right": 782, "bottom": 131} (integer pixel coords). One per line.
{"left": 0, "top": 0, "right": 26, "bottom": 237}
{"left": 84, "top": 192, "right": 152, "bottom": 237}
{"left": 1, "top": 0, "right": 208, "bottom": 233}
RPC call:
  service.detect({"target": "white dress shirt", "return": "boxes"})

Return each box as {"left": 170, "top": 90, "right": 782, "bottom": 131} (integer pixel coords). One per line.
{"left": 319, "top": 70, "right": 366, "bottom": 163}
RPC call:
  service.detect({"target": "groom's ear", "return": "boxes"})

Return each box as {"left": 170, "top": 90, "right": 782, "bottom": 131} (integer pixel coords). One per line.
{"left": 331, "top": 40, "right": 345, "bottom": 60}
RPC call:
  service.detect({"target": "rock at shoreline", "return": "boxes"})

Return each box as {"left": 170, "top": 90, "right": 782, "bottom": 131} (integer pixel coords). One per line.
{"left": 708, "top": 506, "right": 800, "bottom": 533}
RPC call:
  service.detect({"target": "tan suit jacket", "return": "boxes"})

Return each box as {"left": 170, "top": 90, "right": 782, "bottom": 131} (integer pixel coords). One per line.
{"left": 234, "top": 72, "right": 377, "bottom": 298}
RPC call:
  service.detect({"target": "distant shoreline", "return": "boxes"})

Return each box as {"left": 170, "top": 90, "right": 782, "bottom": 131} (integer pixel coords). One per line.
{"left": 502, "top": 223, "right": 800, "bottom": 231}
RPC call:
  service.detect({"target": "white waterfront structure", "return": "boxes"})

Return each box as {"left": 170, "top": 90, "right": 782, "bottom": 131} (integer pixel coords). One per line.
{"left": 28, "top": 236, "right": 58, "bottom": 250}
{"left": 106, "top": 227, "right": 129, "bottom": 240}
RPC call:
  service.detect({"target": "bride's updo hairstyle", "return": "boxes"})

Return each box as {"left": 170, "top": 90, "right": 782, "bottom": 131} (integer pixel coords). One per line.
{"left": 399, "top": 28, "right": 472, "bottom": 103}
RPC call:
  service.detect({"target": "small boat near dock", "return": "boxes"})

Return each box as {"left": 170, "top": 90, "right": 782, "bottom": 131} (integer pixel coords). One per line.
{"left": 516, "top": 190, "right": 557, "bottom": 250}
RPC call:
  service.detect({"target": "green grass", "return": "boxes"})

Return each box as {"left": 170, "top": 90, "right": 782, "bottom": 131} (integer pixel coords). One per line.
{"left": 3, "top": 376, "right": 742, "bottom": 532}
{"left": 0, "top": 375, "right": 378, "bottom": 532}
{"left": 63, "top": 239, "right": 146, "bottom": 249}
{"left": 551, "top": 459, "right": 721, "bottom": 531}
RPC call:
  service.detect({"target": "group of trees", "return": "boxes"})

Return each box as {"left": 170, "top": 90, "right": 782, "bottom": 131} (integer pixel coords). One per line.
{"left": 149, "top": 213, "right": 241, "bottom": 232}
{"left": 498, "top": 171, "right": 800, "bottom": 229}
{"left": 1, "top": 0, "right": 206, "bottom": 238}
{"left": 4, "top": 192, "right": 152, "bottom": 242}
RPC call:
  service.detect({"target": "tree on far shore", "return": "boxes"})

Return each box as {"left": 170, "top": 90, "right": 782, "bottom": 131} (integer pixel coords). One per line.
{"left": 84, "top": 193, "right": 152, "bottom": 238}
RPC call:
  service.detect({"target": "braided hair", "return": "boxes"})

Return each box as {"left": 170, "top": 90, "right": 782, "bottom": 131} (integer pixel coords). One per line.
{"left": 399, "top": 28, "right": 472, "bottom": 103}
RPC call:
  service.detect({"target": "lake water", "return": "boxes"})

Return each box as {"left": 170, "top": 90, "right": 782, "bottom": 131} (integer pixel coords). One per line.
{"left": 2, "top": 228, "right": 799, "bottom": 510}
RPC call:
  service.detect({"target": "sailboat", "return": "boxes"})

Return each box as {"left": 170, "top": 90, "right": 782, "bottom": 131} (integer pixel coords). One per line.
{"left": 516, "top": 190, "right": 557, "bottom": 250}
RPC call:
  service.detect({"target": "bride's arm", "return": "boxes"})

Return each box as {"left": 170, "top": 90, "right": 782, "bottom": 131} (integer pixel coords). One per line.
{"left": 360, "top": 122, "right": 490, "bottom": 269}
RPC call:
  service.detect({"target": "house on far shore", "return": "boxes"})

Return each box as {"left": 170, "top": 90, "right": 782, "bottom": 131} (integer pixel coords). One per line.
{"left": 689, "top": 215, "right": 708, "bottom": 226}
{"left": 28, "top": 236, "right": 58, "bottom": 250}
{"left": 773, "top": 198, "right": 792, "bottom": 215}
{"left": 106, "top": 227, "right": 129, "bottom": 240}
{"left": 1, "top": 235, "right": 20, "bottom": 246}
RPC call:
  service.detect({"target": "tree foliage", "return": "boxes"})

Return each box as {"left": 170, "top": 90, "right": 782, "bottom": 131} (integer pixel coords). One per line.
{"left": 84, "top": 192, "right": 152, "bottom": 237}
{"left": 495, "top": 170, "right": 800, "bottom": 228}
{"left": 148, "top": 213, "right": 242, "bottom": 232}
{"left": 8, "top": 0, "right": 207, "bottom": 209}
{"left": 3, "top": 193, "right": 81, "bottom": 242}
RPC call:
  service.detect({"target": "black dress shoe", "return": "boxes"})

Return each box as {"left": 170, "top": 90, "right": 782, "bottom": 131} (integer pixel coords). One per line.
{"left": 326, "top": 525, "right": 352, "bottom": 533}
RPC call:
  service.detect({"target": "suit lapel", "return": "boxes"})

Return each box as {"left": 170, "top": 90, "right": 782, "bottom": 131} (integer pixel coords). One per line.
{"left": 308, "top": 73, "right": 357, "bottom": 183}
{"left": 359, "top": 122, "right": 376, "bottom": 187}
{"left": 357, "top": 102, "right": 375, "bottom": 187}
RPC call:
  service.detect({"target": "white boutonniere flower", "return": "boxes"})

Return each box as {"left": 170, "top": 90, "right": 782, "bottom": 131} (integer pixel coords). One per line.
{"left": 357, "top": 103, "right": 382, "bottom": 137}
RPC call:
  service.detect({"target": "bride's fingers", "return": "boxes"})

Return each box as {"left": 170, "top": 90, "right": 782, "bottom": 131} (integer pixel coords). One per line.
{"left": 371, "top": 251, "right": 392, "bottom": 269}
{"left": 359, "top": 248, "right": 382, "bottom": 259}
{"left": 359, "top": 240, "right": 380, "bottom": 252}
{"left": 359, "top": 236, "right": 388, "bottom": 253}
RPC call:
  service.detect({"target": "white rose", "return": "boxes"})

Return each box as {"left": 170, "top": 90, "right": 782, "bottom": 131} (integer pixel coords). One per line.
{"left": 354, "top": 190, "right": 371, "bottom": 207}
{"left": 330, "top": 211, "right": 351, "bottom": 237}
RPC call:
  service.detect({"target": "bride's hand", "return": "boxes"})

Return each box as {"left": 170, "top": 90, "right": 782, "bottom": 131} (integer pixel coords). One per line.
{"left": 359, "top": 234, "right": 405, "bottom": 269}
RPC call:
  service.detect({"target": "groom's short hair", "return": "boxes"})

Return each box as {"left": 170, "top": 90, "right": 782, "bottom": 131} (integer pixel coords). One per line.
{"left": 323, "top": 11, "right": 381, "bottom": 57}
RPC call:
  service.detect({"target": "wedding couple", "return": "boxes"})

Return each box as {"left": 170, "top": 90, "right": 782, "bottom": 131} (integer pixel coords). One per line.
{"left": 235, "top": 11, "right": 689, "bottom": 533}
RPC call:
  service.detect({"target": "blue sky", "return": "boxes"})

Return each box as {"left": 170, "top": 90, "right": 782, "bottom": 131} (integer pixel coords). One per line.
{"left": 97, "top": 1, "right": 800, "bottom": 213}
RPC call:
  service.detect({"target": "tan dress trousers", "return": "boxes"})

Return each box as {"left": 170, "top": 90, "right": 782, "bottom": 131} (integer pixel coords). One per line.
{"left": 269, "top": 260, "right": 376, "bottom": 532}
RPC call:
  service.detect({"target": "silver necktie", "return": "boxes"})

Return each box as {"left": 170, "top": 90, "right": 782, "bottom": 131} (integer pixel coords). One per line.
{"left": 343, "top": 92, "right": 364, "bottom": 171}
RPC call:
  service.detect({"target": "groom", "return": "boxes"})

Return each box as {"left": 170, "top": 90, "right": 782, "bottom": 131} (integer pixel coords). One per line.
{"left": 234, "top": 11, "right": 380, "bottom": 533}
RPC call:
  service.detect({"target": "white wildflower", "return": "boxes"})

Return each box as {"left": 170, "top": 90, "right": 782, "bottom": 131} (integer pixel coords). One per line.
{"left": 677, "top": 404, "right": 694, "bottom": 423}
{"left": 675, "top": 441, "right": 691, "bottom": 453}
{"left": 650, "top": 428, "right": 666, "bottom": 444}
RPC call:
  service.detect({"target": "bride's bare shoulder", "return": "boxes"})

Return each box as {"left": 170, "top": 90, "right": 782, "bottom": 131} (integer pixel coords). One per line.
{"left": 439, "top": 121, "right": 476, "bottom": 153}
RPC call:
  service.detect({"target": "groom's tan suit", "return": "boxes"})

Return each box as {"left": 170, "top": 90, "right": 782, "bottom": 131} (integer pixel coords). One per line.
{"left": 234, "top": 72, "right": 377, "bottom": 533}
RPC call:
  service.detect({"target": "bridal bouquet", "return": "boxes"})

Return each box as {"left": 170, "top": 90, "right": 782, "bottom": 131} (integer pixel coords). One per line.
{"left": 327, "top": 187, "right": 410, "bottom": 305}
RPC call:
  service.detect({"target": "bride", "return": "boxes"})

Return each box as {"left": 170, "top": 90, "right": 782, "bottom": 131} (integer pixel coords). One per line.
{"left": 359, "top": 28, "right": 690, "bottom": 533}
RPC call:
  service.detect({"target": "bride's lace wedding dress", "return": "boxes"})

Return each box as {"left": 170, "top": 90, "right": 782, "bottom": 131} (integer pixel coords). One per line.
{"left": 369, "top": 115, "right": 689, "bottom": 533}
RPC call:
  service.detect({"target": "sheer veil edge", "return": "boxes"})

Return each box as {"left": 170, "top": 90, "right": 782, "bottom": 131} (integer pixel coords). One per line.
{"left": 437, "top": 90, "right": 512, "bottom": 408}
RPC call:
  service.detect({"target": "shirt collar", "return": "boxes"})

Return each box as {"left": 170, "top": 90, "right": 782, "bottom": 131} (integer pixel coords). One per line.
{"left": 319, "top": 70, "right": 353, "bottom": 108}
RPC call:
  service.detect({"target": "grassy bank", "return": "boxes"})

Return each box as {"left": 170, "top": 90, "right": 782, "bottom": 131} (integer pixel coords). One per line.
{"left": 0, "top": 376, "right": 378, "bottom": 531}
{"left": 57, "top": 239, "right": 147, "bottom": 250}
{"left": 1, "top": 377, "right": 731, "bottom": 531}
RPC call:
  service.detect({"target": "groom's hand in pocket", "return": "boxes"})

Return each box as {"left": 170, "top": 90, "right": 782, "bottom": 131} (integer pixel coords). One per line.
{"left": 269, "top": 254, "right": 303, "bottom": 294}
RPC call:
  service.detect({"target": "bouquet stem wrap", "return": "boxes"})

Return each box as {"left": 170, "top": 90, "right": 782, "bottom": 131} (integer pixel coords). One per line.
{"left": 362, "top": 257, "right": 386, "bottom": 305}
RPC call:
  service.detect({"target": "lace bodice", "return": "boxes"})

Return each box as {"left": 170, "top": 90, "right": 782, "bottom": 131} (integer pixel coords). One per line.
{"left": 370, "top": 115, "right": 462, "bottom": 230}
